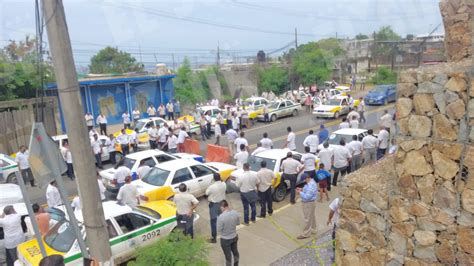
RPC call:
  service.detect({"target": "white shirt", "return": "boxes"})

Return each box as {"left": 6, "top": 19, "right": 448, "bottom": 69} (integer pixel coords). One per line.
{"left": 251, "top": 147, "right": 266, "bottom": 156}
{"left": 89, "top": 129, "right": 98, "bottom": 139}
{"left": 0, "top": 213, "right": 24, "bottom": 249}
{"left": 158, "top": 127, "right": 169, "bottom": 143}
{"left": 362, "top": 135, "right": 378, "bottom": 149}
{"left": 349, "top": 120, "right": 359, "bottom": 129}
{"left": 380, "top": 113, "right": 392, "bottom": 128}
{"left": 71, "top": 196, "right": 81, "bottom": 210}
{"left": 148, "top": 128, "right": 159, "bottom": 141}
{"left": 226, "top": 129, "right": 238, "bottom": 141}
{"left": 98, "top": 179, "right": 106, "bottom": 200}
{"left": 332, "top": 145, "right": 351, "bottom": 168}
{"left": 106, "top": 138, "right": 116, "bottom": 153}
{"left": 177, "top": 130, "right": 189, "bottom": 144}
{"left": 256, "top": 168, "right": 275, "bottom": 192}
{"left": 339, "top": 122, "right": 350, "bottom": 129}
{"left": 318, "top": 147, "right": 333, "bottom": 171}
{"left": 117, "top": 183, "right": 139, "bottom": 208}
{"left": 232, "top": 117, "right": 239, "bottom": 130}
{"left": 46, "top": 184, "right": 62, "bottom": 208}
{"left": 234, "top": 151, "right": 249, "bottom": 169}
{"left": 378, "top": 129, "right": 390, "bottom": 149}
{"left": 303, "top": 134, "right": 319, "bottom": 153}
{"left": 168, "top": 135, "right": 178, "bottom": 149}
{"left": 166, "top": 103, "right": 174, "bottom": 112}
{"left": 329, "top": 198, "right": 340, "bottom": 226}
{"left": 96, "top": 115, "right": 107, "bottom": 124}
{"left": 260, "top": 138, "right": 273, "bottom": 149}
{"left": 114, "top": 166, "right": 131, "bottom": 184}
{"left": 347, "top": 111, "right": 360, "bottom": 121}
{"left": 234, "top": 137, "right": 248, "bottom": 151}
{"left": 65, "top": 149, "right": 73, "bottom": 163}
{"left": 91, "top": 139, "right": 102, "bottom": 155}
{"left": 281, "top": 158, "right": 302, "bottom": 174}
{"left": 215, "top": 124, "right": 222, "bottom": 136}
{"left": 122, "top": 113, "right": 131, "bottom": 124}
{"left": 137, "top": 165, "right": 151, "bottom": 179}
{"left": 116, "top": 133, "right": 129, "bottom": 145}
{"left": 205, "top": 181, "right": 227, "bottom": 203}
{"left": 286, "top": 132, "right": 296, "bottom": 150}
{"left": 389, "top": 145, "right": 398, "bottom": 155}
{"left": 173, "top": 193, "right": 199, "bottom": 215}
{"left": 236, "top": 170, "right": 259, "bottom": 193}
{"left": 15, "top": 151, "right": 30, "bottom": 170}
{"left": 132, "top": 110, "right": 141, "bottom": 119}
{"left": 129, "top": 131, "right": 137, "bottom": 144}
{"left": 347, "top": 141, "right": 363, "bottom": 156}
{"left": 147, "top": 107, "right": 156, "bottom": 116}
{"left": 357, "top": 101, "right": 366, "bottom": 112}
{"left": 85, "top": 114, "right": 94, "bottom": 126}
{"left": 301, "top": 153, "right": 317, "bottom": 171}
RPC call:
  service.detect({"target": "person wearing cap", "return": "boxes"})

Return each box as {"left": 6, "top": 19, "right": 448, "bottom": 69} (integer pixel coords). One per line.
{"left": 318, "top": 124, "right": 329, "bottom": 143}
{"left": 295, "top": 173, "right": 318, "bottom": 239}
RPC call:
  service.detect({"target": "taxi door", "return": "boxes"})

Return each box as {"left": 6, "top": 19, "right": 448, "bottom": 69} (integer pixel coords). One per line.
{"left": 189, "top": 164, "right": 215, "bottom": 196}
{"left": 170, "top": 167, "right": 201, "bottom": 195}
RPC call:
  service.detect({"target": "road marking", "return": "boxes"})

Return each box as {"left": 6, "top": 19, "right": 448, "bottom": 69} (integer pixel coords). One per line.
{"left": 248, "top": 104, "right": 394, "bottom": 149}
{"left": 244, "top": 121, "right": 282, "bottom": 133}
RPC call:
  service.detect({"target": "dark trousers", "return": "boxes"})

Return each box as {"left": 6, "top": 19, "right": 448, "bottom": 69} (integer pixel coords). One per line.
{"left": 283, "top": 173, "right": 297, "bottom": 203}
{"left": 176, "top": 213, "right": 194, "bottom": 238}
{"left": 87, "top": 125, "right": 93, "bottom": 131}
{"left": 215, "top": 135, "right": 221, "bottom": 146}
{"left": 332, "top": 166, "right": 348, "bottom": 186}
{"left": 240, "top": 193, "right": 256, "bottom": 224}
{"left": 221, "top": 236, "right": 239, "bottom": 266}
{"left": 6, "top": 247, "right": 17, "bottom": 266}
{"left": 109, "top": 151, "right": 116, "bottom": 164}
{"left": 99, "top": 123, "right": 107, "bottom": 135}
{"left": 201, "top": 126, "right": 208, "bottom": 140}
{"left": 168, "top": 113, "right": 174, "bottom": 120}
{"left": 123, "top": 123, "right": 130, "bottom": 129}
{"left": 21, "top": 168, "right": 35, "bottom": 186}
{"left": 209, "top": 202, "right": 221, "bottom": 239}
{"left": 332, "top": 224, "right": 336, "bottom": 260}
{"left": 132, "top": 143, "right": 138, "bottom": 153}
{"left": 207, "top": 124, "right": 212, "bottom": 136}
{"left": 264, "top": 113, "right": 269, "bottom": 123}
{"left": 66, "top": 163, "right": 74, "bottom": 179}
{"left": 326, "top": 173, "right": 332, "bottom": 192}
{"left": 377, "top": 148, "right": 387, "bottom": 160}
{"left": 258, "top": 187, "right": 273, "bottom": 216}
{"left": 95, "top": 154, "right": 103, "bottom": 169}
{"left": 121, "top": 144, "right": 129, "bottom": 156}
{"left": 149, "top": 140, "right": 157, "bottom": 149}
{"left": 360, "top": 111, "right": 366, "bottom": 124}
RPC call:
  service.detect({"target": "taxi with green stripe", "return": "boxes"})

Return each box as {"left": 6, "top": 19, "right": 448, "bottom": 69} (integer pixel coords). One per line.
{"left": 0, "top": 153, "right": 19, "bottom": 183}
{"left": 15, "top": 200, "right": 195, "bottom": 265}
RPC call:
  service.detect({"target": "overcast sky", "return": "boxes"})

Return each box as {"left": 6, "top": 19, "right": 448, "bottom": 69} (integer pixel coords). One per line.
{"left": 0, "top": 0, "right": 443, "bottom": 68}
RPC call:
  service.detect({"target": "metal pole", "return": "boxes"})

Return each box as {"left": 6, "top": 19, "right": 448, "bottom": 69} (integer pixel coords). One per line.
{"left": 294, "top": 28, "right": 298, "bottom": 48}
{"left": 14, "top": 171, "right": 47, "bottom": 257}
{"left": 42, "top": 0, "right": 112, "bottom": 263}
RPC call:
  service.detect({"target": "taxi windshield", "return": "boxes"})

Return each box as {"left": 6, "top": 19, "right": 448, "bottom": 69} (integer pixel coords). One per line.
{"left": 44, "top": 220, "right": 78, "bottom": 253}
{"left": 142, "top": 167, "right": 170, "bottom": 186}
{"left": 248, "top": 155, "right": 277, "bottom": 172}
{"left": 135, "top": 121, "right": 148, "bottom": 130}
{"left": 269, "top": 102, "right": 280, "bottom": 109}
{"left": 134, "top": 206, "right": 161, "bottom": 220}
{"left": 326, "top": 99, "right": 340, "bottom": 106}
{"left": 328, "top": 134, "right": 353, "bottom": 145}
{"left": 122, "top": 158, "right": 136, "bottom": 169}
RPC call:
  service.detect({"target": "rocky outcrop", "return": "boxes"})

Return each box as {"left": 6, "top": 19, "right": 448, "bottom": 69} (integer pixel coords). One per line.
{"left": 439, "top": 0, "right": 472, "bottom": 62}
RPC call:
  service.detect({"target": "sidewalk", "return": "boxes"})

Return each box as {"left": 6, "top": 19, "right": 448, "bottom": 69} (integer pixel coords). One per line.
{"left": 206, "top": 188, "right": 339, "bottom": 265}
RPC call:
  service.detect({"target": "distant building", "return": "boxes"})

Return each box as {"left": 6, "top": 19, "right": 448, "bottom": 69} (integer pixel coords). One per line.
{"left": 415, "top": 34, "right": 445, "bottom": 42}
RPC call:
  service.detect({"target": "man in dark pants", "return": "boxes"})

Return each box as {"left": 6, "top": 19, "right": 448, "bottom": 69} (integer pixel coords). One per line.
{"left": 15, "top": 146, "right": 36, "bottom": 186}
{"left": 280, "top": 152, "right": 303, "bottom": 204}
{"left": 217, "top": 200, "right": 240, "bottom": 266}
{"left": 0, "top": 205, "right": 24, "bottom": 266}
{"left": 236, "top": 163, "right": 258, "bottom": 225}
{"left": 173, "top": 183, "right": 198, "bottom": 238}
{"left": 327, "top": 197, "right": 340, "bottom": 262}
{"left": 205, "top": 173, "right": 226, "bottom": 243}
{"left": 331, "top": 139, "right": 351, "bottom": 187}
{"left": 256, "top": 161, "right": 275, "bottom": 218}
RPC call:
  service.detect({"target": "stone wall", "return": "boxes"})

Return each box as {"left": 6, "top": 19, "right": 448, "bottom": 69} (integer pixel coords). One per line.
{"left": 439, "top": 0, "right": 472, "bottom": 62}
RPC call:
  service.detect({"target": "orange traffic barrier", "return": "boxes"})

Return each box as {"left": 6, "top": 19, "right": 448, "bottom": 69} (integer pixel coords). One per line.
{"left": 206, "top": 144, "right": 231, "bottom": 163}
{"left": 183, "top": 139, "right": 200, "bottom": 155}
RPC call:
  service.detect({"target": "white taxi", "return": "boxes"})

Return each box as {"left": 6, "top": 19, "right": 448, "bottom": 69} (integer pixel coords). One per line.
{"left": 0, "top": 154, "right": 19, "bottom": 183}
{"left": 318, "top": 128, "right": 369, "bottom": 150}
{"left": 313, "top": 97, "right": 353, "bottom": 119}
{"left": 15, "top": 200, "right": 191, "bottom": 266}
{"left": 135, "top": 159, "right": 236, "bottom": 202}
{"left": 229, "top": 149, "right": 318, "bottom": 202}
{"left": 242, "top": 97, "right": 269, "bottom": 120}
{"left": 256, "top": 100, "right": 301, "bottom": 122}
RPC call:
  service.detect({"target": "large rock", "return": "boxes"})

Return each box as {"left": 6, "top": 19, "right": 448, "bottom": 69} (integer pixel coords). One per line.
{"left": 458, "top": 226, "right": 474, "bottom": 254}
{"left": 409, "top": 201, "right": 430, "bottom": 217}
{"left": 446, "top": 99, "right": 466, "bottom": 119}
{"left": 396, "top": 98, "right": 413, "bottom": 119}
{"left": 390, "top": 206, "right": 410, "bottom": 223}
{"left": 458, "top": 211, "right": 474, "bottom": 227}
{"left": 360, "top": 198, "right": 381, "bottom": 213}
{"left": 360, "top": 227, "right": 386, "bottom": 248}
{"left": 367, "top": 213, "right": 386, "bottom": 231}
{"left": 417, "top": 216, "right": 447, "bottom": 231}
{"left": 413, "top": 246, "right": 437, "bottom": 262}
{"left": 436, "top": 240, "right": 455, "bottom": 265}
{"left": 389, "top": 232, "right": 407, "bottom": 255}
{"left": 470, "top": 79, "right": 474, "bottom": 97}
{"left": 431, "top": 207, "right": 455, "bottom": 225}
{"left": 433, "top": 184, "right": 457, "bottom": 209}
{"left": 433, "top": 92, "right": 446, "bottom": 114}
{"left": 408, "top": 115, "right": 432, "bottom": 137}
{"left": 416, "top": 174, "right": 435, "bottom": 204}
{"left": 432, "top": 73, "right": 448, "bottom": 86}
{"left": 432, "top": 142, "right": 462, "bottom": 160}
{"left": 414, "top": 230, "right": 437, "bottom": 246}
{"left": 398, "top": 118, "right": 409, "bottom": 135}
{"left": 342, "top": 209, "right": 366, "bottom": 223}
{"left": 418, "top": 81, "right": 443, "bottom": 93}
{"left": 392, "top": 222, "right": 416, "bottom": 237}
{"left": 397, "top": 83, "right": 417, "bottom": 97}
{"left": 413, "top": 94, "right": 435, "bottom": 114}
{"left": 398, "top": 175, "right": 418, "bottom": 199}
{"left": 337, "top": 229, "right": 358, "bottom": 251}
{"left": 400, "top": 150, "right": 433, "bottom": 176}
{"left": 469, "top": 99, "right": 474, "bottom": 117}
{"left": 399, "top": 139, "right": 426, "bottom": 152}
{"left": 433, "top": 114, "right": 458, "bottom": 140}
{"left": 431, "top": 150, "right": 459, "bottom": 180}
{"left": 445, "top": 76, "right": 467, "bottom": 92}
{"left": 445, "top": 90, "right": 460, "bottom": 103}
{"left": 462, "top": 188, "right": 474, "bottom": 214}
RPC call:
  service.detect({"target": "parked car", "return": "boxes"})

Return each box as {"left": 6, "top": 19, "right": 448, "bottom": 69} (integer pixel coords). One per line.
{"left": 196, "top": 106, "right": 228, "bottom": 132}
{"left": 318, "top": 128, "right": 369, "bottom": 150}
{"left": 242, "top": 97, "right": 269, "bottom": 120}
{"left": 364, "top": 84, "right": 397, "bottom": 105}
{"left": 257, "top": 100, "right": 301, "bottom": 122}
{"left": 15, "top": 200, "right": 194, "bottom": 265}
{"left": 0, "top": 154, "right": 19, "bottom": 183}
{"left": 313, "top": 97, "right": 351, "bottom": 119}
{"left": 134, "top": 159, "right": 237, "bottom": 202}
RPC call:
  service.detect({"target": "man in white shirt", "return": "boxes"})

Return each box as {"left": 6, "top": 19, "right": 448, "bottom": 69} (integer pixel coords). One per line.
{"left": 232, "top": 113, "right": 240, "bottom": 131}
{"left": 332, "top": 139, "right": 351, "bottom": 187}
{"left": 349, "top": 116, "right": 359, "bottom": 129}
{"left": 318, "top": 142, "right": 334, "bottom": 191}
{"left": 63, "top": 142, "right": 74, "bottom": 180}
{"left": 302, "top": 130, "right": 319, "bottom": 154}
{"left": 167, "top": 133, "right": 178, "bottom": 153}
{"left": 16, "top": 146, "right": 35, "bottom": 186}
{"left": 116, "top": 129, "right": 130, "bottom": 155}
{"left": 147, "top": 104, "right": 156, "bottom": 117}
{"left": 327, "top": 197, "right": 340, "bottom": 261}
{"left": 132, "top": 107, "right": 141, "bottom": 125}
{"left": 263, "top": 104, "right": 270, "bottom": 123}
{"left": 205, "top": 173, "right": 226, "bottom": 243}
{"left": 347, "top": 135, "right": 363, "bottom": 172}
{"left": 0, "top": 205, "right": 25, "bottom": 266}
{"left": 114, "top": 165, "right": 131, "bottom": 186}
{"left": 338, "top": 118, "right": 350, "bottom": 129}
{"left": 379, "top": 110, "right": 392, "bottom": 132}
{"left": 177, "top": 126, "right": 189, "bottom": 152}
{"left": 174, "top": 183, "right": 199, "bottom": 238}
{"left": 257, "top": 161, "right": 276, "bottom": 218}
{"left": 236, "top": 163, "right": 259, "bottom": 225}
{"left": 260, "top": 132, "right": 273, "bottom": 150}
{"left": 234, "top": 132, "right": 249, "bottom": 153}
{"left": 225, "top": 128, "right": 239, "bottom": 155}
{"left": 285, "top": 127, "right": 296, "bottom": 151}
{"left": 301, "top": 146, "right": 317, "bottom": 180}
{"left": 130, "top": 129, "right": 138, "bottom": 153}
{"left": 166, "top": 102, "right": 174, "bottom": 120}
{"left": 281, "top": 152, "right": 303, "bottom": 204}
{"left": 137, "top": 161, "right": 151, "bottom": 179}
{"left": 85, "top": 112, "right": 94, "bottom": 131}
{"left": 91, "top": 134, "right": 103, "bottom": 169}
{"left": 148, "top": 124, "right": 159, "bottom": 150}
{"left": 46, "top": 180, "right": 62, "bottom": 208}
{"left": 106, "top": 135, "right": 117, "bottom": 164}
{"left": 377, "top": 127, "right": 390, "bottom": 160}
{"left": 362, "top": 129, "right": 378, "bottom": 165}
{"left": 71, "top": 196, "right": 81, "bottom": 211}
{"left": 158, "top": 124, "right": 170, "bottom": 151}
{"left": 96, "top": 113, "right": 108, "bottom": 135}
{"left": 97, "top": 175, "right": 106, "bottom": 201}
{"left": 347, "top": 109, "right": 360, "bottom": 122}
{"left": 117, "top": 176, "right": 139, "bottom": 208}
{"left": 357, "top": 97, "right": 366, "bottom": 124}
{"left": 234, "top": 144, "right": 249, "bottom": 169}
{"left": 89, "top": 128, "right": 99, "bottom": 140}
{"left": 122, "top": 111, "right": 131, "bottom": 129}
{"left": 215, "top": 121, "right": 222, "bottom": 146}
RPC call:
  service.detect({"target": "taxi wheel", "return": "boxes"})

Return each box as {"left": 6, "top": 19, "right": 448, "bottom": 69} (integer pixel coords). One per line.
{"left": 334, "top": 112, "right": 340, "bottom": 119}
{"left": 7, "top": 173, "right": 17, "bottom": 184}
{"left": 273, "top": 184, "right": 287, "bottom": 202}
{"left": 292, "top": 109, "right": 298, "bottom": 116}
{"left": 271, "top": 115, "right": 277, "bottom": 122}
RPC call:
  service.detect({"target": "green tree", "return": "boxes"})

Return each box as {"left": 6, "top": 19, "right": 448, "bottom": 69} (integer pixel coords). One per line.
{"left": 174, "top": 58, "right": 208, "bottom": 104}
{"left": 89, "top": 46, "right": 143, "bottom": 74}
{"left": 371, "top": 66, "right": 397, "bottom": 84}
{"left": 291, "top": 42, "right": 333, "bottom": 86}
{"left": 375, "top": 26, "right": 401, "bottom": 41}
{"left": 355, "top": 33, "right": 369, "bottom": 40}
{"left": 257, "top": 65, "right": 289, "bottom": 94}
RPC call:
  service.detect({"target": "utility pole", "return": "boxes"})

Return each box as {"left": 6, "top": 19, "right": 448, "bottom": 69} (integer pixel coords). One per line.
{"left": 217, "top": 41, "right": 220, "bottom": 68}
{"left": 172, "top": 53, "right": 176, "bottom": 71}
{"left": 42, "top": 0, "right": 112, "bottom": 263}
{"left": 35, "top": 0, "right": 45, "bottom": 122}
{"left": 294, "top": 28, "right": 298, "bottom": 48}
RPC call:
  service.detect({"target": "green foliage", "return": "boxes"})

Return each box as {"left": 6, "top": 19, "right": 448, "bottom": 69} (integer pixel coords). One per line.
{"left": 212, "top": 66, "right": 231, "bottom": 98}
{"left": 256, "top": 65, "right": 289, "bottom": 94}
{"left": 197, "top": 71, "right": 212, "bottom": 99}
{"left": 371, "top": 67, "right": 397, "bottom": 85}
{"left": 375, "top": 26, "right": 401, "bottom": 41}
{"left": 174, "top": 58, "right": 210, "bottom": 104}
{"left": 355, "top": 33, "right": 369, "bottom": 40}
{"left": 89, "top": 46, "right": 143, "bottom": 74}
{"left": 129, "top": 232, "right": 209, "bottom": 266}
{"left": 291, "top": 42, "right": 333, "bottom": 86}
